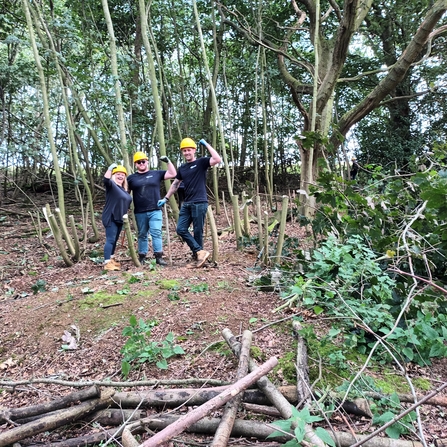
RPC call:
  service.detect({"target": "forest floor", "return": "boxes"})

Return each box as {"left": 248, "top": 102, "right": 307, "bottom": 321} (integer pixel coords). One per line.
{"left": 0, "top": 191, "right": 446, "bottom": 446}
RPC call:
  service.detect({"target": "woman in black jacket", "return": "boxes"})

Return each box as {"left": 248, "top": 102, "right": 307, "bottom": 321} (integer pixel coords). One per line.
{"left": 102, "top": 163, "right": 132, "bottom": 271}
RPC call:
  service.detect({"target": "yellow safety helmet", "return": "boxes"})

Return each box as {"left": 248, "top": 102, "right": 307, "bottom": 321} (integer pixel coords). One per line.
{"left": 180, "top": 137, "right": 197, "bottom": 150}
{"left": 112, "top": 165, "right": 127, "bottom": 176}
{"left": 133, "top": 151, "right": 148, "bottom": 163}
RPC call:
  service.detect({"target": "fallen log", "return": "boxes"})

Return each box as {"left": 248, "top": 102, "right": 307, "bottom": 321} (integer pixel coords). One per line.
{"left": 139, "top": 356, "right": 278, "bottom": 447}
{"left": 222, "top": 328, "right": 293, "bottom": 418}
{"left": 25, "top": 427, "right": 122, "bottom": 447}
{"left": 0, "top": 385, "right": 100, "bottom": 423}
{"left": 289, "top": 321, "right": 326, "bottom": 447}
{"left": 139, "top": 414, "right": 423, "bottom": 447}
{"left": 122, "top": 426, "right": 140, "bottom": 447}
{"left": 25, "top": 414, "right": 286, "bottom": 447}
{"left": 223, "top": 327, "right": 326, "bottom": 447}
{"left": 139, "top": 412, "right": 292, "bottom": 443}
{"left": 242, "top": 402, "right": 281, "bottom": 417}
{"left": 112, "top": 385, "right": 297, "bottom": 408}
{"left": 292, "top": 320, "right": 311, "bottom": 406}
{"left": 23, "top": 412, "right": 424, "bottom": 447}
{"left": 0, "top": 388, "right": 115, "bottom": 447}
{"left": 86, "top": 408, "right": 144, "bottom": 425}
{"left": 212, "top": 329, "right": 252, "bottom": 447}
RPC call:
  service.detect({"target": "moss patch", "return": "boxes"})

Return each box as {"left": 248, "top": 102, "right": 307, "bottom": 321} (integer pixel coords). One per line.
{"left": 156, "top": 279, "right": 180, "bottom": 290}
{"left": 412, "top": 377, "right": 431, "bottom": 391}
{"left": 274, "top": 350, "right": 297, "bottom": 384}
{"left": 79, "top": 291, "right": 124, "bottom": 309}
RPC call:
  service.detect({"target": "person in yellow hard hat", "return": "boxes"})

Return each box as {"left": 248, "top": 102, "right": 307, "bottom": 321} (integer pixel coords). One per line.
{"left": 158, "top": 138, "right": 221, "bottom": 268}
{"left": 127, "top": 151, "right": 177, "bottom": 266}
{"left": 102, "top": 163, "right": 132, "bottom": 271}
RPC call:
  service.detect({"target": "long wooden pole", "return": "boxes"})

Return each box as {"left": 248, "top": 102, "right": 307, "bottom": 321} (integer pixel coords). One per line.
{"left": 139, "top": 356, "right": 278, "bottom": 447}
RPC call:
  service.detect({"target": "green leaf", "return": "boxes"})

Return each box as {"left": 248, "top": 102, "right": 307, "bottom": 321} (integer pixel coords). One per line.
{"left": 429, "top": 343, "right": 447, "bottom": 357}
{"left": 294, "top": 425, "right": 305, "bottom": 442}
{"left": 165, "top": 332, "right": 174, "bottom": 342}
{"left": 385, "top": 424, "right": 403, "bottom": 439}
{"left": 173, "top": 345, "right": 185, "bottom": 354}
{"left": 156, "top": 359, "right": 168, "bottom": 369}
{"left": 161, "top": 348, "right": 174, "bottom": 359}
{"left": 314, "top": 427, "right": 336, "bottom": 447}
{"left": 402, "top": 347, "right": 414, "bottom": 361}
{"left": 121, "top": 361, "right": 131, "bottom": 378}
{"left": 313, "top": 305, "right": 324, "bottom": 315}
{"left": 267, "top": 420, "right": 292, "bottom": 438}
{"left": 328, "top": 327, "right": 341, "bottom": 338}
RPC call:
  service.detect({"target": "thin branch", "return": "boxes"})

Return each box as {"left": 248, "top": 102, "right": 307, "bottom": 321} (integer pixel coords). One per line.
{"left": 387, "top": 267, "right": 447, "bottom": 295}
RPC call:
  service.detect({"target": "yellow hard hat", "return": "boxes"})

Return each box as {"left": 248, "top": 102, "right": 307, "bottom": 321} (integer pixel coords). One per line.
{"left": 112, "top": 165, "right": 127, "bottom": 176}
{"left": 180, "top": 137, "right": 197, "bottom": 150}
{"left": 133, "top": 151, "right": 148, "bottom": 163}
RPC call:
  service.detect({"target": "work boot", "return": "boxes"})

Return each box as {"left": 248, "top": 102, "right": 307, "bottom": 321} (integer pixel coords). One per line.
{"left": 186, "top": 252, "right": 198, "bottom": 269}
{"left": 104, "top": 260, "right": 120, "bottom": 271}
{"left": 154, "top": 252, "right": 167, "bottom": 266}
{"left": 110, "top": 258, "right": 121, "bottom": 268}
{"left": 196, "top": 250, "right": 210, "bottom": 268}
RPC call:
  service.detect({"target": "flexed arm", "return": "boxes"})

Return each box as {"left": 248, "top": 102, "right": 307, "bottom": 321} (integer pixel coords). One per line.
{"left": 199, "top": 139, "right": 222, "bottom": 167}
{"left": 160, "top": 156, "right": 177, "bottom": 179}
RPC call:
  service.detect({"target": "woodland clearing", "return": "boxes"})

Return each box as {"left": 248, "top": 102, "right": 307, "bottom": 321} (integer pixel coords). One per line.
{"left": 0, "top": 191, "right": 446, "bottom": 446}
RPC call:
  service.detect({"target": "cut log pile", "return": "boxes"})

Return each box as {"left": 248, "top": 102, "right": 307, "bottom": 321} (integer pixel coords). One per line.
{"left": 0, "top": 327, "right": 446, "bottom": 447}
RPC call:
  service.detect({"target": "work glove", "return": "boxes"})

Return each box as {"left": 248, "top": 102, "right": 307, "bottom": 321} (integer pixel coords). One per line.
{"left": 199, "top": 139, "right": 208, "bottom": 146}
{"left": 159, "top": 155, "right": 170, "bottom": 163}
{"left": 108, "top": 163, "right": 118, "bottom": 171}
{"left": 157, "top": 198, "right": 167, "bottom": 207}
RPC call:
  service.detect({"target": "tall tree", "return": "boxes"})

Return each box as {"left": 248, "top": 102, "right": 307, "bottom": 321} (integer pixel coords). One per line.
{"left": 220, "top": 0, "right": 447, "bottom": 214}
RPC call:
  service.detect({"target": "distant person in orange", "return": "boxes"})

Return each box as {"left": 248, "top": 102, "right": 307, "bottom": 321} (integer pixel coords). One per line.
{"left": 158, "top": 138, "right": 221, "bottom": 268}
{"left": 102, "top": 164, "right": 132, "bottom": 271}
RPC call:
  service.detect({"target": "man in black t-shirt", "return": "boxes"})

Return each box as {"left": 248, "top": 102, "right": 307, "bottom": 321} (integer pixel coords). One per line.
{"left": 158, "top": 138, "right": 221, "bottom": 268}
{"left": 128, "top": 151, "right": 176, "bottom": 266}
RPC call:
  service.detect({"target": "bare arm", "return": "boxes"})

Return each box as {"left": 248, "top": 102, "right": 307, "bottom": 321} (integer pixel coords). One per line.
{"left": 202, "top": 141, "right": 222, "bottom": 167}
{"left": 164, "top": 178, "right": 182, "bottom": 200}
{"left": 164, "top": 161, "right": 177, "bottom": 179}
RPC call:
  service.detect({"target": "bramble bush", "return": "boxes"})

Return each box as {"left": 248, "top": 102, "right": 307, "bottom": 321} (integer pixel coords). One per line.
{"left": 280, "top": 147, "right": 447, "bottom": 366}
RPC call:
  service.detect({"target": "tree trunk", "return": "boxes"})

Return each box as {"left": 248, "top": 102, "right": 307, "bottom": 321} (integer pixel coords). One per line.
{"left": 21, "top": 0, "right": 67, "bottom": 220}
{"left": 212, "top": 330, "right": 252, "bottom": 447}
{"left": 0, "top": 386, "right": 100, "bottom": 423}
{"left": 0, "top": 388, "right": 115, "bottom": 447}
{"left": 139, "top": 356, "right": 278, "bottom": 447}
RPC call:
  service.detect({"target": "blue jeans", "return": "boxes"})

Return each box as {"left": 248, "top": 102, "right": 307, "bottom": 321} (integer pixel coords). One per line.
{"left": 134, "top": 210, "right": 163, "bottom": 254}
{"left": 104, "top": 221, "right": 122, "bottom": 260}
{"left": 176, "top": 202, "right": 208, "bottom": 253}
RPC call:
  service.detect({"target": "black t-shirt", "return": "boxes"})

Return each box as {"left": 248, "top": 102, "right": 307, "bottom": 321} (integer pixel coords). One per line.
{"left": 102, "top": 177, "right": 132, "bottom": 227}
{"left": 127, "top": 170, "right": 166, "bottom": 213}
{"left": 177, "top": 157, "right": 211, "bottom": 203}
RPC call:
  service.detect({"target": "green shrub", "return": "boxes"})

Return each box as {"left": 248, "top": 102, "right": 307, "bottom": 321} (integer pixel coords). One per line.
{"left": 120, "top": 315, "right": 185, "bottom": 377}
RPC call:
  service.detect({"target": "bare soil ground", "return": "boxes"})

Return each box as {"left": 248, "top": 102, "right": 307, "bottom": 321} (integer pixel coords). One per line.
{"left": 0, "top": 192, "right": 446, "bottom": 445}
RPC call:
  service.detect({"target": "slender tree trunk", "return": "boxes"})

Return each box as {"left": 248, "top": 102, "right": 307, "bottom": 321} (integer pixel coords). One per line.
{"left": 100, "top": 0, "right": 130, "bottom": 171}
{"left": 31, "top": 4, "right": 100, "bottom": 245}
{"left": 138, "top": 0, "right": 179, "bottom": 217}
{"left": 21, "top": 0, "right": 66, "bottom": 220}
{"left": 193, "top": 0, "right": 232, "bottom": 198}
